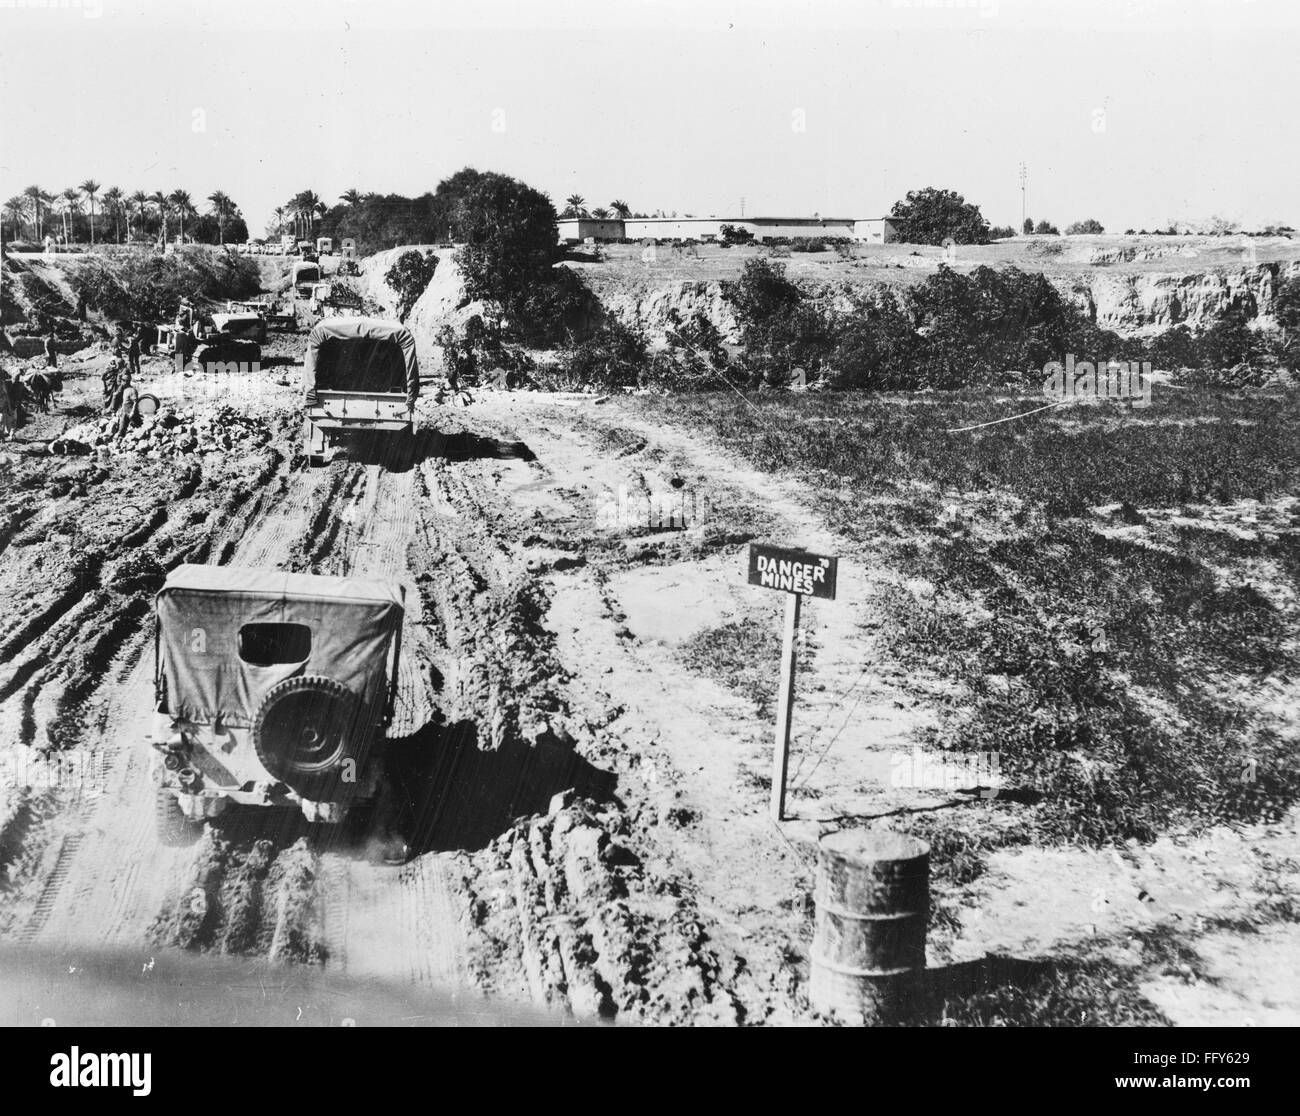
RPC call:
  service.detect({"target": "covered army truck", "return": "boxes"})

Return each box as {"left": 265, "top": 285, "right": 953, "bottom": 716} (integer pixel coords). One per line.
{"left": 150, "top": 564, "right": 405, "bottom": 843}
{"left": 291, "top": 261, "right": 321, "bottom": 297}
{"left": 302, "top": 317, "right": 419, "bottom": 466}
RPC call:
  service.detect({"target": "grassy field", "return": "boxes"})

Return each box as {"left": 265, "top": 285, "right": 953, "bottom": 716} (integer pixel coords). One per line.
{"left": 617, "top": 385, "right": 1300, "bottom": 849}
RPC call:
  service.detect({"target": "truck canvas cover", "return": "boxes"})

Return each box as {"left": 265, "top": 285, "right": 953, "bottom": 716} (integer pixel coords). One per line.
{"left": 291, "top": 263, "right": 321, "bottom": 286}
{"left": 156, "top": 564, "right": 405, "bottom": 727}
{"left": 302, "top": 317, "right": 419, "bottom": 406}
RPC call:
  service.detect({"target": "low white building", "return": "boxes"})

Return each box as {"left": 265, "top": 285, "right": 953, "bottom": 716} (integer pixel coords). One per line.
{"left": 556, "top": 218, "right": 627, "bottom": 243}
{"left": 560, "top": 215, "right": 903, "bottom": 244}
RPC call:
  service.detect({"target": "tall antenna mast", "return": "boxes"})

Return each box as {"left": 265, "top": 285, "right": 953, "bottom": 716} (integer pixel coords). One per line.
{"left": 1019, "top": 163, "right": 1027, "bottom": 229}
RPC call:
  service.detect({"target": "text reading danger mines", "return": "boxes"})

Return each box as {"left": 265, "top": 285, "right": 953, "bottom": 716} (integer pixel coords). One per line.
{"left": 747, "top": 545, "right": 838, "bottom": 600}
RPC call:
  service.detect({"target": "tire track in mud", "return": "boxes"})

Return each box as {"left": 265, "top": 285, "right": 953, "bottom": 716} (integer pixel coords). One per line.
{"left": 298, "top": 459, "right": 470, "bottom": 989}
{"left": 8, "top": 453, "right": 313, "bottom": 951}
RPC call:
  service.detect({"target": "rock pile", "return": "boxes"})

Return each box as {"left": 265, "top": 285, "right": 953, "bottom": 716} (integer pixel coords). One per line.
{"left": 54, "top": 404, "right": 271, "bottom": 460}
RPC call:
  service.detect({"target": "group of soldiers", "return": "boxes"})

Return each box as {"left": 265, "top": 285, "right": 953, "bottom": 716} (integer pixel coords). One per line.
{"left": 101, "top": 326, "right": 144, "bottom": 439}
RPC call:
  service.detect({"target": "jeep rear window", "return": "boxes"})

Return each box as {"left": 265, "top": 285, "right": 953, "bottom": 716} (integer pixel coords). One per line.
{"left": 238, "top": 623, "right": 311, "bottom": 666}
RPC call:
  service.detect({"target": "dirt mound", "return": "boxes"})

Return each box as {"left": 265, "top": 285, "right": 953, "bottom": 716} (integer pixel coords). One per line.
{"left": 457, "top": 794, "right": 742, "bottom": 1023}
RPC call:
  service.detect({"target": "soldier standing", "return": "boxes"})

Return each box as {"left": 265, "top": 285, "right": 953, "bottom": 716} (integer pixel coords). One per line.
{"left": 127, "top": 332, "right": 141, "bottom": 376}
{"left": 44, "top": 330, "right": 59, "bottom": 369}
{"left": 102, "top": 359, "right": 122, "bottom": 411}
{"left": 0, "top": 369, "right": 16, "bottom": 441}
{"left": 114, "top": 371, "right": 140, "bottom": 440}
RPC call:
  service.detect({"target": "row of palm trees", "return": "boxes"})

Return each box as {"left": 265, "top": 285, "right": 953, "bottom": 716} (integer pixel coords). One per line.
{"left": 3, "top": 184, "right": 242, "bottom": 246}
{"left": 562, "top": 196, "right": 634, "bottom": 220}
{"left": 273, "top": 189, "right": 329, "bottom": 241}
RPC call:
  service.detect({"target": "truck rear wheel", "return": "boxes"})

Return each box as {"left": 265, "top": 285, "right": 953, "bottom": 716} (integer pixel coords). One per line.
{"left": 155, "top": 786, "right": 201, "bottom": 846}
{"left": 252, "top": 675, "right": 364, "bottom": 801}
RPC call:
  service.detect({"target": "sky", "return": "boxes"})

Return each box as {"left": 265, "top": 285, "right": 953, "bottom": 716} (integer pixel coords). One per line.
{"left": 1, "top": 0, "right": 1297, "bottom": 236}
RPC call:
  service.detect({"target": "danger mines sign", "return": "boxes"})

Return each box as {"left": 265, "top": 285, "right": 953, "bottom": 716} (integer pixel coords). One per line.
{"left": 747, "top": 544, "right": 838, "bottom": 600}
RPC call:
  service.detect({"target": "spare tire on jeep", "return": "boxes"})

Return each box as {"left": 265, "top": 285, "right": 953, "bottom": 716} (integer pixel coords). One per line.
{"left": 252, "top": 674, "right": 366, "bottom": 800}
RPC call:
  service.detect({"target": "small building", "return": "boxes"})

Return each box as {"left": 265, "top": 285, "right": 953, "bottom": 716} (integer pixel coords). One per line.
{"left": 557, "top": 218, "right": 627, "bottom": 243}
{"left": 556, "top": 214, "right": 903, "bottom": 245}
{"left": 853, "top": 218, "right": 903, "bottom": 244}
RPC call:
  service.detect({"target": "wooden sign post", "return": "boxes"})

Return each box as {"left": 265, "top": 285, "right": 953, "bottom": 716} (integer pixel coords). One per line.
{"left": 747, "top": 544, "right": 839, "bottom": 822}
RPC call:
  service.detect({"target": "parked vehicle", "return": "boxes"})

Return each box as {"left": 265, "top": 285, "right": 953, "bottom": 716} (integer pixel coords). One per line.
{"left": 291, "top": 262, "right": 321, "bottom": 298}
{"left": 209, "top": 310, "right": 268, "bottom": 345}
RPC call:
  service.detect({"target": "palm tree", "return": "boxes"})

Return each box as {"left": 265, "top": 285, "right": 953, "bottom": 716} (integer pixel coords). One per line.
{"left": 273, "top": 206, "right": 286, "bottom": 237}
{"left": 80, "top": 179, "right": 100, "bottom": 244}
{"left": 610, "top": 199, "right": 631, "bottom": 219}
{"left": 101, "top": 186, "right": 123, "bottom": 243}
{"left": 150, "top": 191, "right": 170, "bottom": 243}
{"left": 129, "top": 190, "right": 149, "bottom": 241}
{"left": 592, "top": 207, "right": 611, "bottom": 219}
{"left": 3, "top": 196, "right": 26, "bottom": 242}
{"left": 207, "top": 189, "right": 234, "bottom": 244}
{"left": 300, "top": 190, "right": 321, "bottom": 238}
{"left": 564, "top": 194, "right": 587, "bottom": 218}
{"left": 60, "top": 188, "right": 81, "bottom": 243}
{"left": 23, "top": 186, "right": 46, "bottom": 241}
{"left": 169, "top": 189, "right": 194, "bottom": 241}
{"left": 340, "top": 188, "right": 362, "bottom": 207}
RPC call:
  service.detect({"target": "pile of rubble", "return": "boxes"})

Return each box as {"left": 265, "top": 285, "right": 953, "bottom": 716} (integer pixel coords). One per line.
{"left": 53, "top": 404, "right": 271, "bottom": 460}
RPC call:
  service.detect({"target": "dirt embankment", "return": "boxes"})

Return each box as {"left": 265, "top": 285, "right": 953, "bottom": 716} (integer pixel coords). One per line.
{"left": 347, "top": 237, "right": 1300, "bottom": 362}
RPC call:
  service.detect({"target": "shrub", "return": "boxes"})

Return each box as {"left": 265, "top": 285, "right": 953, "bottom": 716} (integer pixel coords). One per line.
{"left": 824, "top": 290, "right": 917, "bottom": 390}
{"left": 890, "top": 187, "right": 991, "bottom": 246}
{"left": 1066, "top": 218, "right": 1105, "bottom": 235}
{"left": 1033, "top": 219, "right": 1060, "bottom": 235}
{"left": 384, "top": 249, "right": 437, "bottom": 321}
{"left": 719, "top": 223, "right": 754, "bottom": 246}
{"left": 988, "top": 225, "right": 1016, "bottom": 240}
{"left": 555, "top": 318, "right": 648, "bottom": 390}
{"left": 70, "top": 246, "right": 259, "bottom": 322}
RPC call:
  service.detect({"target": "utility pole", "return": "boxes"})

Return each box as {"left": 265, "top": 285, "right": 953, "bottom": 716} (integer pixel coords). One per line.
{"left": 740, "top": 196, "right": 746, "bottom": 218}
{"left": 1019, "top": 163, "right": 1027, "bottom": 230}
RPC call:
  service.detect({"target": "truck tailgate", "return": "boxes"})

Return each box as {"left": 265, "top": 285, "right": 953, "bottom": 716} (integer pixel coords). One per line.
{"left": 308, "top": 390, "right": 410, "bottom": 431}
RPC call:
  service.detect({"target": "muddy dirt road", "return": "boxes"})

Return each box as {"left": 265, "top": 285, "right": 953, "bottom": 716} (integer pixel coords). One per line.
{"left": 3, "top": 348, "right": 1297, "bottom": 1026}
{"left": 0, "top": 351, "right": 798, "bottom": 1023}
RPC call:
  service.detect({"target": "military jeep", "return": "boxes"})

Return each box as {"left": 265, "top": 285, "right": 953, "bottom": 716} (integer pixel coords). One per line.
{"left": 150, "top": 564, "right": 405, "bottom": 844}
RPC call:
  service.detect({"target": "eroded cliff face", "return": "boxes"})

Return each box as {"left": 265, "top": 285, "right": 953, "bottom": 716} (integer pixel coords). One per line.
{"left": 588, "top": 279, "right": 742, "bottom": 343}
{"left": 593, "top": 263, "right": 1300, "bottom": 342}
{"left": 357, "top": 247, "right": 489, "bottom": 372}
{"left": 358, "top": 247, "right": 1300, "bottom": 356}
{"left": 1059, "top": 262, "right": 1300, "bottom": 335}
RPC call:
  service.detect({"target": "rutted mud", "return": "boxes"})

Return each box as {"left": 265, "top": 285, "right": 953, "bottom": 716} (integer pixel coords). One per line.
{"left": 0, "top": 355, "right": 871, "bottom": 1025}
